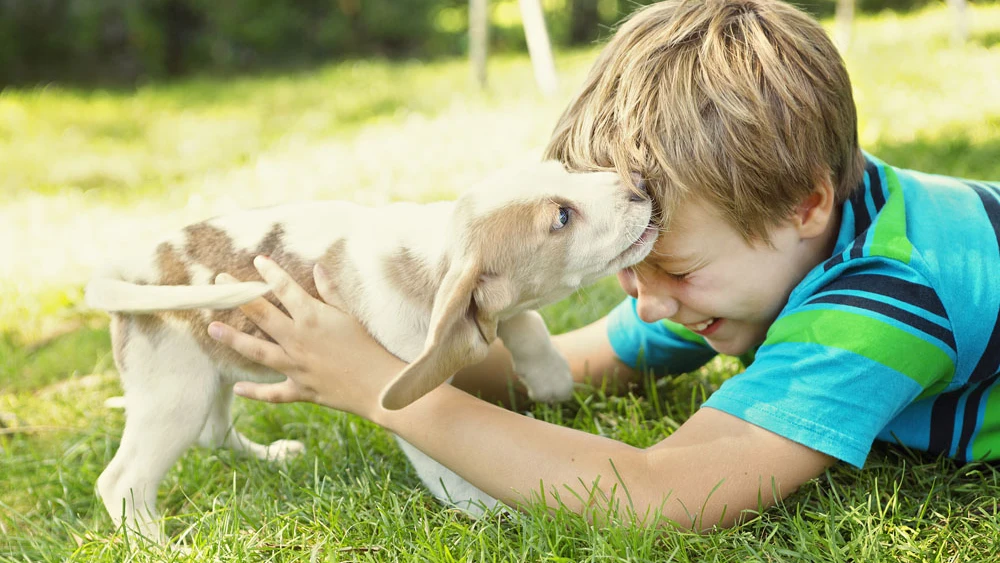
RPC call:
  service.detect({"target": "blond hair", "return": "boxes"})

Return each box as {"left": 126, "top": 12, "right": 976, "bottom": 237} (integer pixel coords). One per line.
{"left": 544, "top": 0, "right": 865, "bottom": 242}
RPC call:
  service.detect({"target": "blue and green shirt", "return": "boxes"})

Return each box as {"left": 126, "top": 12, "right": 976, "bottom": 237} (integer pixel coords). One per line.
{"left": 608, "top": 155, "right": 1000, "bottom": 468}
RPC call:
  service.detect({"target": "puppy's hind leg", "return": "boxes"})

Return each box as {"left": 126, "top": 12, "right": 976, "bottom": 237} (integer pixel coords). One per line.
{"left": 198, "top": 383, "right": 305, "bottom": 462}
{"left": 97, "top": 344, "right": 218, "bottom": 544}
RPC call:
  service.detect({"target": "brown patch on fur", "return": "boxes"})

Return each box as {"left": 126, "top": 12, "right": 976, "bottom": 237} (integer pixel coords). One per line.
{"left": 466, "top": 201, "right": 570, "bottom": 281}
{"left": 155, "top": 242, "right": 192, "bottom": 286}
{"left": 112, "top": 313, "right": 167, "bottom": 374}
{"left": 382, "top": 248, "right": 447, "bottom": 311}
{"left": 314, "top": 239, "right": 361, "bottom": 308}
{"left": 111, "top": 220, "right": 365, "bottom": 374}
{"left": 164, "top": 223, "right": 312, "bottom": 370}
{"left": 134, "top": 314, "right": 166, "bottom": 345}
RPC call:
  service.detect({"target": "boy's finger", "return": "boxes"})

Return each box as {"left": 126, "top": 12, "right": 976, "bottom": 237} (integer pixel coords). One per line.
{"left": 208, "top": 321, "right": 288, "bottom": 370}
{"left": 233, "top": 380, "right": 305, "bottom": 404}
{"left": 236, "top": 294, "right": 294, "bottom": 339}
{"left": 253, "top": 255, "right": 313, "bottom": 318}
{"left": 214, "top": 269, "right": 294, "bottom": 338}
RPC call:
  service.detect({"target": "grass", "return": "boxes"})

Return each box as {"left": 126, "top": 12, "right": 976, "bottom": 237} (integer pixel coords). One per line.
{"left": 3, "top": 4, "right": 1000, "bottom": 561}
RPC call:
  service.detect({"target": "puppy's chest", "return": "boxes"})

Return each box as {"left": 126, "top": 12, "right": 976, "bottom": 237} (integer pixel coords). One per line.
{"left": 357, "top": 245, "right": 448, "bottom": 363}
{"left": 362, "top": 300, "right": 433, "bottom": 363}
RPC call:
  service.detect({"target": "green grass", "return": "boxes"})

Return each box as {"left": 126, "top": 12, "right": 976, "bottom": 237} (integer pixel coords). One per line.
{"left": 3, "top": 4, "right": 1000, "bottom": 561}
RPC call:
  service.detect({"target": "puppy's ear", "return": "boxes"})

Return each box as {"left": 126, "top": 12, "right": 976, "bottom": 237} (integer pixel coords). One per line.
{"left": 379, "top": 259, "right": 515, "bottom": 410}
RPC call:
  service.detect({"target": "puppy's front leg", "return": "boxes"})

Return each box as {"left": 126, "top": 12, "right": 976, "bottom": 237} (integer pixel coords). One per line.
{"left": 496, "top": 310, "right": 573, "bottom": 403}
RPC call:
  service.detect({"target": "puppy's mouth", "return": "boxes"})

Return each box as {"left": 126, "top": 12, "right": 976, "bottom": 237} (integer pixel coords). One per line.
{"left": 608, "top": 219, "right": 657, "bottom": 268}
{"left": 632, "top": 221, "right": 658, "bottom": 247}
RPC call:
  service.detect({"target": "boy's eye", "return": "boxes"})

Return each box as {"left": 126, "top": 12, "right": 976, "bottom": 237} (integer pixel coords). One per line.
{"left": 653, "top": 264, "right": 689, "bottom": 281}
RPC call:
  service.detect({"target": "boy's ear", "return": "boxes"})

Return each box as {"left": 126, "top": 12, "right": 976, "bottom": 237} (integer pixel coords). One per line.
{"left": 794, "top": 177, "right": 837, "bottom": 239}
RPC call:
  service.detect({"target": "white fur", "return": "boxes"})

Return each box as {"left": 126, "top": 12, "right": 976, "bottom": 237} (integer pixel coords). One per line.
{"left": 85, "top": 160, "right": 655, "bottom": 543}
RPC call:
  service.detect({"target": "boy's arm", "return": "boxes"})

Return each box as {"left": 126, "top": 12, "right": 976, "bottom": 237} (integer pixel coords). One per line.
{"left": 374, "top": 383, "right": 834, "bottom": 528}
{"left": 217, "top": 258, "right": 832, "bottom": 528}
{"left": 450, "top": 316, "right": 640, "bottom": 405}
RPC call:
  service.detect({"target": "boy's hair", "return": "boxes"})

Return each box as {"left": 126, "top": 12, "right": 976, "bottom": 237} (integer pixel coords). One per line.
{"left": 544, "top": 0, "right": 866, "bottom": 242}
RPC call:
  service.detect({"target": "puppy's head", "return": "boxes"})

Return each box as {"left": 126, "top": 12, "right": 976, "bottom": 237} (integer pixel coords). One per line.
{"left": 379, "top": 160, "right": 656, "bottom": 410}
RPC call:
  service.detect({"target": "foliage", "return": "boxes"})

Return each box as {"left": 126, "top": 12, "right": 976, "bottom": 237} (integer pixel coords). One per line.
{"left": 6, "top": 0, "right": 997, "bottom": 86}
{"left": 0, "top": 0, "right": 462, "bottom": 85}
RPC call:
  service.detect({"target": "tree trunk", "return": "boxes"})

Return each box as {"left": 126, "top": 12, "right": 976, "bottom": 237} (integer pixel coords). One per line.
{"left": 519, "top": 0, "right": 558, "bottom": 96}
{"left": 949, "top": 0, "right": 969, "bottom": 45}
{"left": 834, "top": 0, "right": 853, "bottom": 52}
{"left": 470, "top": 0, "right": 488, "bottom": 89}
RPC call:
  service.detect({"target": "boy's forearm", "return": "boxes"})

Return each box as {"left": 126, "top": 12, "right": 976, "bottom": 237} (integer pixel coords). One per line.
{"left": 375, "top": 385, "right": 659, "bottom": 525}
{"left": 374, "top": 385, "right": 797, "bottom": 529}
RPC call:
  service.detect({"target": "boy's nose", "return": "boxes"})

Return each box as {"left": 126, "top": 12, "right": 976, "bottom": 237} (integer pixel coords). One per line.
{"left": 617, "top": 268, "right": 681, "bottom": 323}
{"left": 635, "top": 291, "right": 680, "bottom": 323}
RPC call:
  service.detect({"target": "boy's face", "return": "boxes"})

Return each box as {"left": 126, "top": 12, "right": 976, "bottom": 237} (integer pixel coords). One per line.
{"left": 617, "top": 195, "right": 835, "bottom": 356}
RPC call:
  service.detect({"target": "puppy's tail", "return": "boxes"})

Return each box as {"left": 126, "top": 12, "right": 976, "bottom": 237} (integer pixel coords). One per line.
{"left": 84, "top": 278, "right": 270, "bottom": 313}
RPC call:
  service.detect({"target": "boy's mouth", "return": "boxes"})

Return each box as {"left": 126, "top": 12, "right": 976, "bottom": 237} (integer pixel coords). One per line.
{"left": 687, "top": 317, "right": 721, "bottom": 336}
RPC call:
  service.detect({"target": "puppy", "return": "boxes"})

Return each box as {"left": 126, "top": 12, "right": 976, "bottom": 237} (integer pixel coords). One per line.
{"left": 85, "top": 160, "right": 656, "bottom": 542}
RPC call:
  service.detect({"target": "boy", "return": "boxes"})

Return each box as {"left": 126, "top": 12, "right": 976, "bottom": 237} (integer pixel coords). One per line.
{"left": 209, "top": 0, "right": 1000, "bottom": 528}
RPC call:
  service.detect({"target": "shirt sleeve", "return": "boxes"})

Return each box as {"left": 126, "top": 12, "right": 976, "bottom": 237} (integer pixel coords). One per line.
{"left": 606, "top": 296, "right": 717, "bottom": 374}
{"left": 703, "top": 258, "right": 956, "bottom": 468}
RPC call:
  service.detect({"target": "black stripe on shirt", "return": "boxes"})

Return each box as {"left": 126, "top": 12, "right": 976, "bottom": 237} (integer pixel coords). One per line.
{"left": 928, "top": 388, "right": 962, "bottom": 457}
{"left": 867, "top": 160, "right": 887, "bottom": 210}
{"left": 826, "top": 162, "right": 887, "bottom": 272}
{"left": 968, "top": 182, "right": 1000, "bottom": 384}
{"left": 814, "top": 274, "right": 948, "bottom": 319}
{"left": 848, "top": 182, "right": 872, "bottom": 238}
{"left": 805, "top": 294, "right": 956, "bottom": 351}
{"left": 822, "top": 232, "right": 868, "bottom": 273}
{"left": 955, "top": 371, "right": 1000, "bottom": 462}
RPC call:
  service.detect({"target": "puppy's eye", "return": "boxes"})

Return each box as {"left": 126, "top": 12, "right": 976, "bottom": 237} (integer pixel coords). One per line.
{"left": 552, "top": 207, "right": 571, "bottom": 231}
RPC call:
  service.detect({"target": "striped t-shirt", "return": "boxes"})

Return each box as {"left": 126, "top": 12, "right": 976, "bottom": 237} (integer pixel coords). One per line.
{"left": 607, "top": 155, "right": 1000, "bottom": 467}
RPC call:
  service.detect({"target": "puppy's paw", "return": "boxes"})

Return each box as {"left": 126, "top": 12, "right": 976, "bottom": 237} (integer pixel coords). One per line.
{"left": 263, "top": 439, "right": 306, "bottom": 462}
{"left": 518, "top": 352, "right": 574, "bottom": 403}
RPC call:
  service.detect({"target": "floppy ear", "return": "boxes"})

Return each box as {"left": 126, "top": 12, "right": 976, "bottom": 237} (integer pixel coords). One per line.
{"left": 379, "top": 259, "right": 515, "bottom": 410}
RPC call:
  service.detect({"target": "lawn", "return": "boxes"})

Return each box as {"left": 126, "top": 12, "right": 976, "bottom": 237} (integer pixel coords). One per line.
{"left": 3, "top": 5, "right": 1000, "bottom": 561}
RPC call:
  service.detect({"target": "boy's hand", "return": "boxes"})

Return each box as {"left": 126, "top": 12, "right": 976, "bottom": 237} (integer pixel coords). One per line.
{"left": 208, "top": 256, "right": 405, "bottom": 420}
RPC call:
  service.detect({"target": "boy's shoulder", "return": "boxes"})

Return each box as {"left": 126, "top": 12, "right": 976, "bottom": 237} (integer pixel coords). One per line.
{"left": 776, "top": 154, "right": 999, "bottom": 384}
{"left": 824, "top": 154, "right": 998, "bottom": 278}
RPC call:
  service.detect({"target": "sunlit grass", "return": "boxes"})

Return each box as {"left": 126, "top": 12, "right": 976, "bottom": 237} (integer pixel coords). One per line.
{"left": 2, "top": 4, "right": 1000, "bottom": 562}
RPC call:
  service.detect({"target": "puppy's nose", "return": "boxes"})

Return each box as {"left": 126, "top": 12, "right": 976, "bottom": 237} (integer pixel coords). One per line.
{"left": 628, "top": 174, "right": 650, "bottom": 202}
